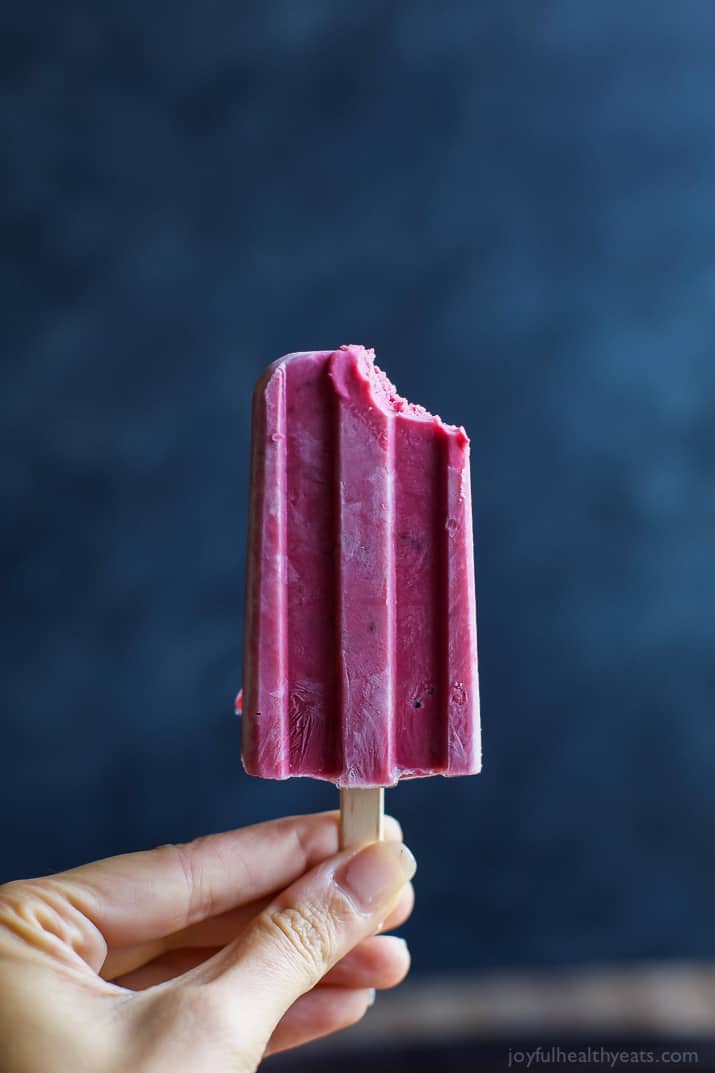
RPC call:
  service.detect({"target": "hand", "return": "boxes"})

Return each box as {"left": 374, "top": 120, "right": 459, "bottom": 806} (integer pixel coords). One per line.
{"left": 0, "top": 811, "right": 415, "bottom": 1072}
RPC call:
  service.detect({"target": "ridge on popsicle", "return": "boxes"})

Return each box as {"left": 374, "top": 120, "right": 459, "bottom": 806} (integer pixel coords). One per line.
{"left": 242, "top": 345, "right": 480, "bottom": 789}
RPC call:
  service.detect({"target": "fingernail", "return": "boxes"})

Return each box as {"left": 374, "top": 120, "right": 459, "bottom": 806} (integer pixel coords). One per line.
{"left": 336, "top": 841, "right": 417, "bottom": 912}
{"left": 367, "top": 988, "right": 376, "bottom": 1007}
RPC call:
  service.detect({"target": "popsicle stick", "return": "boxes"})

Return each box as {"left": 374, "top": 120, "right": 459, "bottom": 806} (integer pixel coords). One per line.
{"left": 340, "top": 788, "right": 385, "bottom": 849}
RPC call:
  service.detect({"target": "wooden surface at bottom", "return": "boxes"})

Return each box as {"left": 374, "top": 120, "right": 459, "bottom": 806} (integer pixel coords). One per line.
{"left": 271, "top": 963, "right": 715, "bottom": 1070}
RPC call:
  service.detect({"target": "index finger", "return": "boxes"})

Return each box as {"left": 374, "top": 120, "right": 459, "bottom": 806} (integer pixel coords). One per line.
{"left": 56, "top": 811, "right": 402, "bottom": 952}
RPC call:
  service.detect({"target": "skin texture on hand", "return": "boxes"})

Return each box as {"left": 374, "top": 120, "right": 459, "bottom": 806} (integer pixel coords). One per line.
{"left": 0, "top": 812, "right": 415, "bottom": 1073}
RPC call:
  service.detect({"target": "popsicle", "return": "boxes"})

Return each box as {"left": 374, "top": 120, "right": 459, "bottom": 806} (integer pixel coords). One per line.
{"left": 241, "top": 345, "right": 480, "bottom": 844}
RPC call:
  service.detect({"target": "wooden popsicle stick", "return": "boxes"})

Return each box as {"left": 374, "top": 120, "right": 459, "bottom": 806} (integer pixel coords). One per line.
{"left": 340, "top": 787, "right": 385, "bottom": 850}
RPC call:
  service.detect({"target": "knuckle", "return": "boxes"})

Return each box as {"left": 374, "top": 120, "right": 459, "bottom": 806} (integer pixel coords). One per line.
{"left": 261, "top": 902, "right": 340, "bottom": 982}
{"left": 165, "top": 840, "right": 215, "bottom": 927}
{"left": 0, "top": 881, "right": 68, "bottom": 947}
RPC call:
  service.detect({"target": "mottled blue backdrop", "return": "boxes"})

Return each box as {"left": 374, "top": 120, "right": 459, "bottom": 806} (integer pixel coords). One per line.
{"left": 2, "top": 2, "right": 714, "bottom": 973}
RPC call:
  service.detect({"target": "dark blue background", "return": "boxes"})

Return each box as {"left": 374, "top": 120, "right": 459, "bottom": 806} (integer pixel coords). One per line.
{"left": 2, "top": 2, "right": 714, "bottom": 974}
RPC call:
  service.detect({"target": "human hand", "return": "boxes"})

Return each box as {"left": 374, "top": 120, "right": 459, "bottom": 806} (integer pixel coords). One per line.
{"left": 0, "top": 811, "right": 415, "bottom": 1072}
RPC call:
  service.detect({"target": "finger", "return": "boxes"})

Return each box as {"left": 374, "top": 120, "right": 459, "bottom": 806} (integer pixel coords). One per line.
{"left": 55, "top": 812, "right": 402, "bottom": 971}
{"left": 15, "top": 812, "right": 343, "bottom": 974}
{"left": 159, "top": 878, "right": 412, "bottom": 959}
{"left": 110, "top": 881, "right": 414, "bottom": 989}
{"left": 265, "top": 986, "right": 375, "bottom": 1057}
{"left": 107, "top": 875, "right": 412, "bottom": 979}
{"left": 100, "top": 901, "right": 263, "bottom": 981}
{"left": 321, "top": 935, "right": 410, "bottom": 990}
{"left": 114, "top": 946, "right": 222, "bottom": 990}
{"left": 101, "top": 902, "right": 254, "bottom": 981}
{"left": 115, "top": 932, "right": 411, "bottom": 993}
{"left": 100, "top": 816, "right": 403, "bottom": 979}
{"left": 165, "top": 815, "right": 402, "bottom": 951}
{"left": 169, "top": 864, "right": 410, "bottom": 956}
{"left": 197, "top": 839, "right": 416, "bottom": 1045}
{"left": 378, "top": 881, "right": 414, "bottom": 933}
{"left": 71, "top": 812, "right": 342, "bottom": 948}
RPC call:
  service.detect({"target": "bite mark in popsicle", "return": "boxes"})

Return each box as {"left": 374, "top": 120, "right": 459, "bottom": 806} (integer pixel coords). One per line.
{"left": 242, "top": 345, "right": 480, "bottom": 789}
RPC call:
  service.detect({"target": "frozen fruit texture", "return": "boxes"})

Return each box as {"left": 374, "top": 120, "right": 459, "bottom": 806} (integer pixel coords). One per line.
{"left": 242, "top": 345, "right": 480, "bottom": 788}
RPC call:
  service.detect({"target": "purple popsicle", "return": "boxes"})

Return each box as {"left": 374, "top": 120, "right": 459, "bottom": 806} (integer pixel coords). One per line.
{"left": 242, "top": 345, "right": 480, "bottom": 788}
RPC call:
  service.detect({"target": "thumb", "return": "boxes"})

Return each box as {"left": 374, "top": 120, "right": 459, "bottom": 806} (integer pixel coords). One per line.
{"left": 204, "top": 839, "right": 416, "bottom": 1039}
